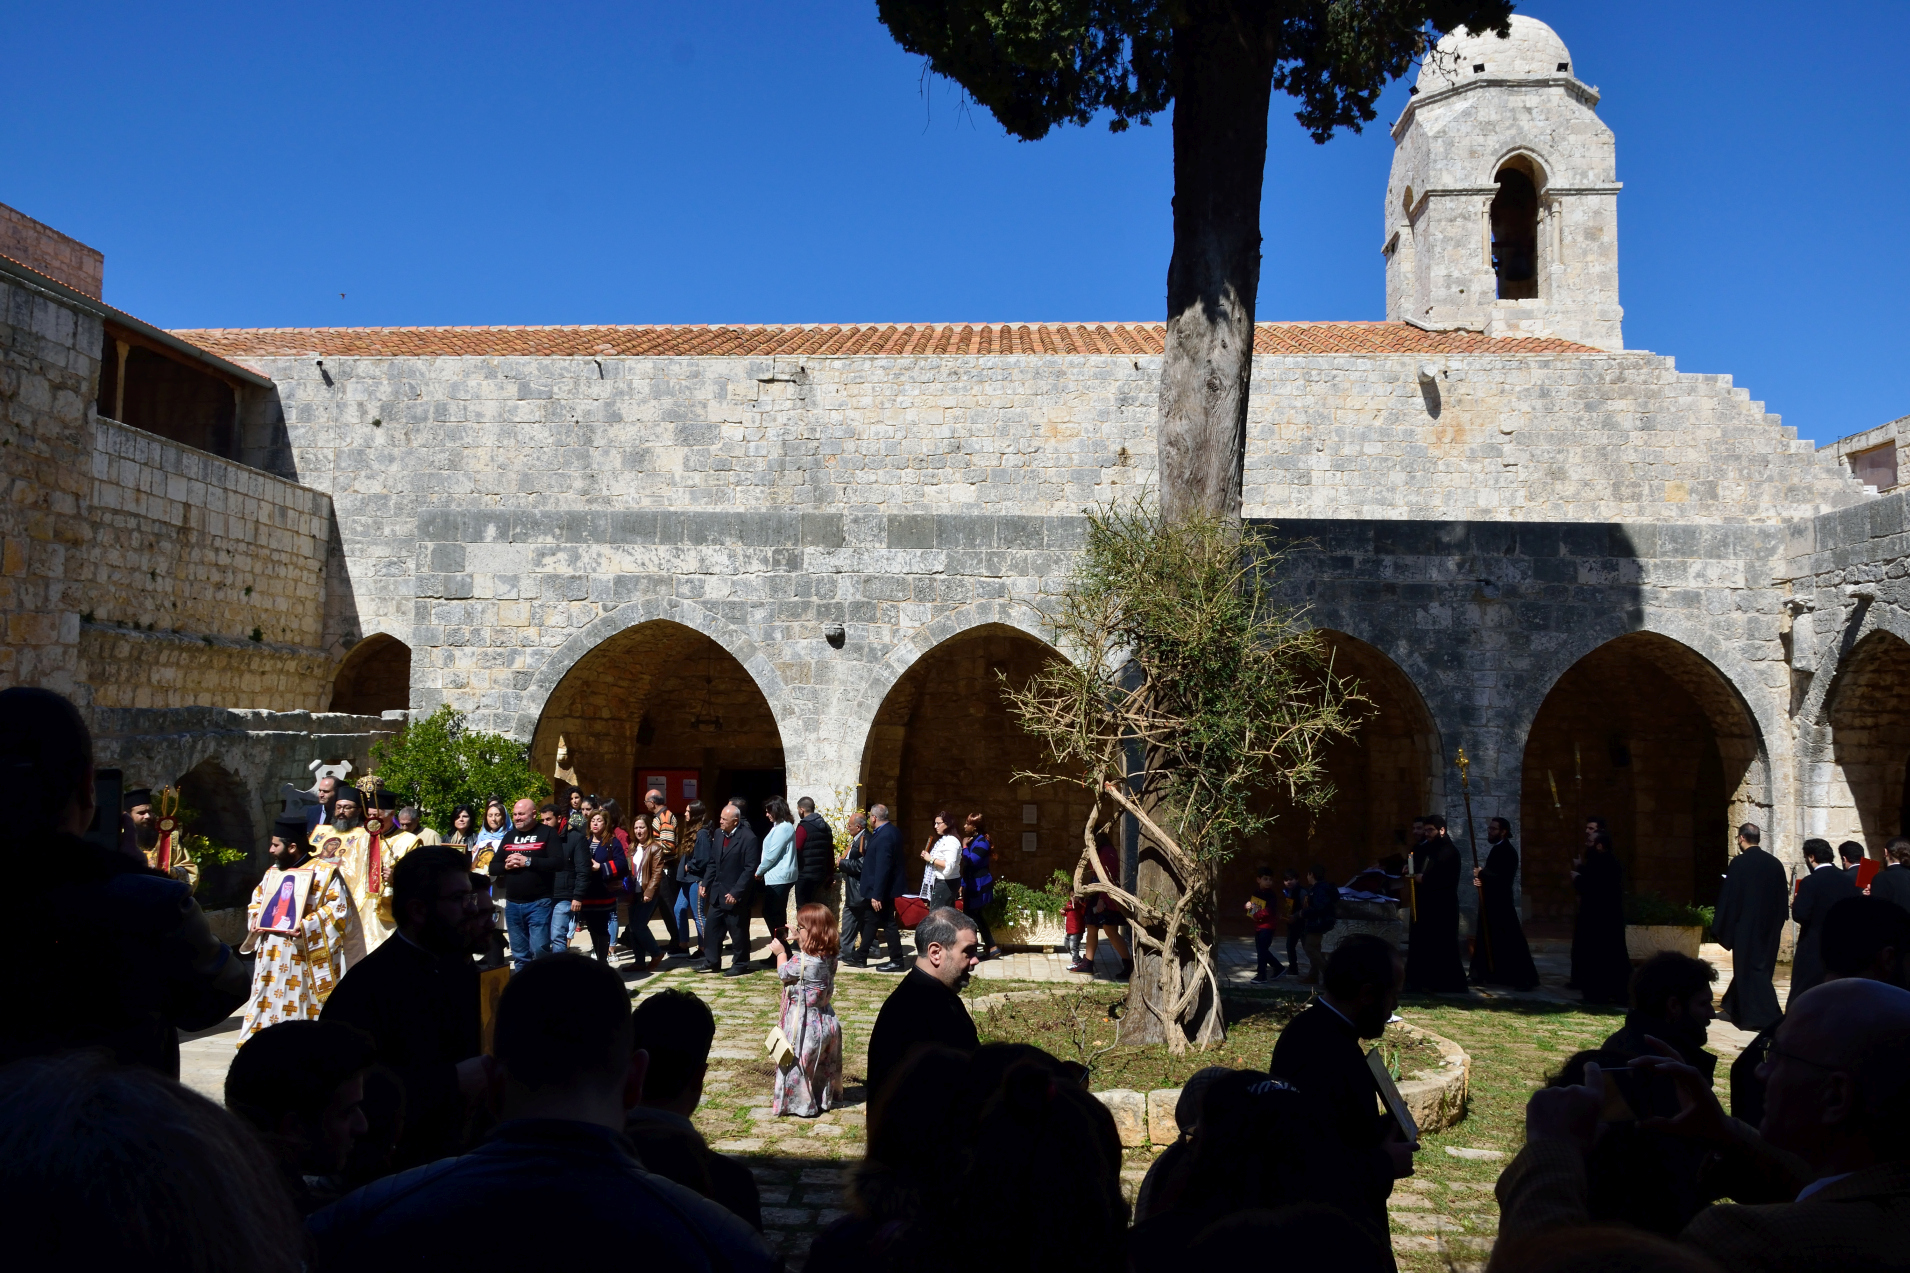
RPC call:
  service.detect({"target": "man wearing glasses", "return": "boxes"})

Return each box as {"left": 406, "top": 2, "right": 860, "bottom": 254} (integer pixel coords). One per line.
{"left": 323, "top": 846, "right": 491, "bottom": 1168}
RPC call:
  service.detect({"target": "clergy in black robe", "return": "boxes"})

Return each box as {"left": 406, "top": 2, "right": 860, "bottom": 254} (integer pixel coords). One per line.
{"left": 1787, "top": 839, "right": 1861, "bottom": 1008}
{"left": 1571, "top": 832, "right": 1631, "bottom": 1005}
{"left": 1712, "top": 824, "right": 1789, "bottom": 1030}
{"left": 1403, "top": 817, "right": 1468, "bottom": 993}
{"left": 1470, "top": 818, "right": 1539, "bottom": 990}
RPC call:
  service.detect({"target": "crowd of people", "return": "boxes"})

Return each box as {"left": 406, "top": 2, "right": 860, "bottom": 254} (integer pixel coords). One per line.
{"left": 8, "top": 680, "right": 1910, "bottom": 1272}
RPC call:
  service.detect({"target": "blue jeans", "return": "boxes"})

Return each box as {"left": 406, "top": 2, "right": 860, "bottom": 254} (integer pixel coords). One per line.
{"left": 674, "top": 879, "right": 703, "bottom": 945}
{"left": 550, "top": 899, "right": 576, "bottom": 952}
{"left": 626, "top": 896, "right": 663, "bottom": 960}
{"left": 505, "top": 897, "right": 554, "bottom": 971}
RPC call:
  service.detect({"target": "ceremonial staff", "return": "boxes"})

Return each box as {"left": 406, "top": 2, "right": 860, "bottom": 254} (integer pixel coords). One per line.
{"left": 1458, "top": 746, "right": 1491, "bottom": 964}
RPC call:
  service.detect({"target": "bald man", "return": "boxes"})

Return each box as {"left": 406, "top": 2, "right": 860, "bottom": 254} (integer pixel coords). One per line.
{"left": 1499, "top": 977, "right": 1910, "bottom": 1271}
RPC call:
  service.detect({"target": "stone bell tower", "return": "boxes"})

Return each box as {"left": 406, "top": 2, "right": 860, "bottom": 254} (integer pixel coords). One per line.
{"left": 1383, "top": 15, "right": 1623, "bottom": 351}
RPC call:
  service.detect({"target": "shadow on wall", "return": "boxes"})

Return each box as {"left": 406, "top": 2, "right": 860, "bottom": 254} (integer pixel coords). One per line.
{"left": 178, "top": 756, "right": 262, "bottom": 908}
{"left": 329, "top": 634, "right": 411, "bottom": 716}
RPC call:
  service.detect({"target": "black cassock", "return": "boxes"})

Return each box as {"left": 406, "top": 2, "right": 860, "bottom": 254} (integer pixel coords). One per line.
{"left": 1712, "top": 845, "right": 1789, "bottom": 1030}
{"left": 1571, "top": 846, "right": 1631, "bottom": 1005}
{"left": 1788, "top": 864, "right": 1861, "bottom": 1009}
{"left": 1470, "top": 839, "right": 1539, "bottom": 990}
{"left": 1404, "top": 836, "right": 1469, "bottom": 993}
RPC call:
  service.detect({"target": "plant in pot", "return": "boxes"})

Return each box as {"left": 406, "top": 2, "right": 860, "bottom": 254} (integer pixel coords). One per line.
{"left": 985, "top": 871, "right": 1073, "bottom": 950}
{"left": 1623, "top": 891, "right": 1715, "bottom": 961}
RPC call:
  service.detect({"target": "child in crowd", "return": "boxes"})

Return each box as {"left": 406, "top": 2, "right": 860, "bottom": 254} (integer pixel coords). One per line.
{"left": 1281, "top": 869, "right": 1305, "bottom": 978}
{"left": 769, "top": 903, "right": 843, "bottom": 1117}
{"left": 1298, "top": 864, "right": 1338, "bottom": 985}
{"left": 1247, "top": 867, "right": 1283, "bottom": 983}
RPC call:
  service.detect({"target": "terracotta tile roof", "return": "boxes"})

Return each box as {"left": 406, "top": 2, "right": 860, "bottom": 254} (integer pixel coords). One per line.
{"left": 170, "top": 321, "right": 1597, "bottom": 360}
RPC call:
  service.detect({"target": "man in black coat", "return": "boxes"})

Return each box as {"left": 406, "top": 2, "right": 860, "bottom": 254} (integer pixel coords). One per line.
{"left": 792, "top": 797, "right": 836, "bottom": 908}
{"left": 323, "top": 846, "right": 485, "bottom": 1168}
{"left": 1268, "top": 934, "right": 1413, "bottom": 1270}
{"left": 699, "top": 804, "right": 760, "bottom": 976}
{"left": 859, "top": 803, "right": 910, "bottom": 972}
{"left": 1871, "top": 837, "right": 1910, "bottom": 916}
{"left": 1788, "top": 837, "right": 1860, "bottom": 1007}
{"left": 1404, "top": 815, "right": 1468, "bottom": 994}
{"left": 864, "top": 906, "right": 981, "bottom": 1105}
{"left": 1470, "top": 816, "right": 1539, "bottom": 990}
{"left": 0, "top": 688, "right": 249, "bottom": 1078}
{"left": 1714, "top": 822, "right": 1790, "bottom": 1030}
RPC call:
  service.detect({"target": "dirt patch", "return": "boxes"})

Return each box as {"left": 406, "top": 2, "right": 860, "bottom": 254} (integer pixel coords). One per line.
{"left": 972, "top": 989, "right": 1445, "bottom": 1092}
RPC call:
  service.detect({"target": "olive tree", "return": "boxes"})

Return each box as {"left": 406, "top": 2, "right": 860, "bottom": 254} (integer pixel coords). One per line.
{"left": 1006, "top": 505, "right": 1363, "bottom": 1049}
{"left": 877, "top": 0, "right": 1513, "bottom": 519}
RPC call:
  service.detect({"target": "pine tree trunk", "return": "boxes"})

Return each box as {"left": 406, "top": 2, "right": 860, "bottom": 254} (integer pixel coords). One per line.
{"left": 1158, "top": 11, "right": 1275, "bottom": 524}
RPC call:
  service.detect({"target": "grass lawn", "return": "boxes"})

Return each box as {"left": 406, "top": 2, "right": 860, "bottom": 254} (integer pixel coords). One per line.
{"left": 644, "top": 961, "right": 1635, "bottom": 1269}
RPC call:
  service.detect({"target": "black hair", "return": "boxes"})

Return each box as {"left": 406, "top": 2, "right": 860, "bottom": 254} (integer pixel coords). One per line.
{"left": 1323, "top": 934, "right": 1400, "bottom": 1000}
{"left": 1423, "top": 813, "right": 1447, "bottom": 831}
{"left": 1254, "top": 865, "right": 1275, "bottom": 878}
{"left": 764, "top": 797, "right": 792, "bottom": 824}
{"left": 389, "top": 845, "right": 472, "bottom": 925}
{"left": 1822, "top": 895, "right": 1910, "bottom": 980}
{"left": 1627, "top": 951, "right": 1716, "bottom": 1017}
{"left": 0, "top": 687, "right": 92, "bottom": 836}
{"left": 225, "top": 1020, "right": 376, "bottom": 1132}
{"left": 1738, "top": 822, "right": 1762, "bottom": 844}
{"left": 797, "top": 796, "right": 815, "bottom": 813}
{"left": 630, "top": 989, "right": 717, "bottom": 1102}
{"left": 1804, "top": 837, "right": 1836, "bottom": 865}
{"left": 1838, "top": 840, "right": 1865, "bottom": 864}
{"left": 1307, "top": 863, "right": 1326, "bottom": 879}
{"left": 494, "top": 953, "right": 633, "bottom": 1090}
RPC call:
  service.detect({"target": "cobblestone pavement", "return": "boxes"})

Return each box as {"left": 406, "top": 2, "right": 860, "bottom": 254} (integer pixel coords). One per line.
{"left": 180, "top": 917, "right": 1784, "bottom": 1269}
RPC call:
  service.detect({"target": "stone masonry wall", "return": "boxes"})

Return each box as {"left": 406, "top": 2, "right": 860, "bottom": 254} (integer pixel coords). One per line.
{"left": 241, "top": 347, "right": 1863, "bottom": 658}
{"left": 75, "top": 417, "right": 337, "bottom": 710}
{"left": 0, "top": 202, "right": 103, "bottom": 298}
{"left": 0, "top": 273, "right": 101, "bottom": 695}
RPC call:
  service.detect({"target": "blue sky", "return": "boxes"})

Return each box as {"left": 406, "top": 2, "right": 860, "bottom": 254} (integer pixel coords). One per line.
{"left": 4, "top": 1, "right": 1904, "bottom": 445}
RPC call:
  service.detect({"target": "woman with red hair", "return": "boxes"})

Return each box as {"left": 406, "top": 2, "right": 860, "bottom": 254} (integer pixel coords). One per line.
{"left": 769, "top": 903, "right": 844, "bottom": 1117}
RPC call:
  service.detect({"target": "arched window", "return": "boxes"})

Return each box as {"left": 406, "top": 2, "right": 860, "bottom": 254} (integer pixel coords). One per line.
{"left": 1491, "top": 159, "right": 1541, "bottom": 300}
{"left": 329, "top": 634, "right": 411, "bottom": 716}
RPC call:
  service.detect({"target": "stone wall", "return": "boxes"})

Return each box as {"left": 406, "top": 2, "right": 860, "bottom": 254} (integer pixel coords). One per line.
{"left": 0, "top": 273, "right": 101, "bottom": 694}
{"left": 0, "top": 201, "right": 103, "bottom": 298}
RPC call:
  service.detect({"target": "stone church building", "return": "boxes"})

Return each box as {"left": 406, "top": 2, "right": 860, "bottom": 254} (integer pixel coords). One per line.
{"left": 4, "top": 15, "right": 1905, "bottom": 925}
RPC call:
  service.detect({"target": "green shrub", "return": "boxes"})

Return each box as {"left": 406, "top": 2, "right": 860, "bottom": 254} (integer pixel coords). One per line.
{"left": 369, "top": 705, "right": 550, "bottom": 835}
{"left": 985, "top": 870, "right": 1074, "bottom": 930}
{"left": 1624, "top": 891, "right": 1714, "bottom": 929}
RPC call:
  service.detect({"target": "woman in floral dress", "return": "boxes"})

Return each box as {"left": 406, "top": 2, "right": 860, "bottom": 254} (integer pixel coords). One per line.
{"left": 771, "top": 902, "right": 843, "bottom": 1117}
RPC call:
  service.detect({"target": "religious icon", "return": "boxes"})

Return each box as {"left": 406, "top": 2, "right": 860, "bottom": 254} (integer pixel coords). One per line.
{"left": 256, "top": 868, "right": 313, "bottom": 935}
{"left": 320, "top": 836, "right": 344, "bottom": 862}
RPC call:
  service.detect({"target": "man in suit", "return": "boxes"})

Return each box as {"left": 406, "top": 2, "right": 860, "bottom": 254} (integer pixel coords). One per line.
{"left": 864, "top": 907, "right": 981, "bottom": 1104}
{"left": 699, "top": 804, "right": 760, "bottom": 976}
{"left": 1871, "top": 837, "right": 1910, "bottom": 916}
{"left": 1715, "top": 822, "right": 1790, "bottom": 1030}
{"left": 859, "top": 803, "right": 910, "bottom": 973}
{"left": 1268, "top": 934, "right": 1414, "bottom": 1267}
{"left": 1499, "top": 977, "right": 1910, "bottom": 1273}
{"left": 1790, "top": 838, "right": 1861, "bottom": 1008}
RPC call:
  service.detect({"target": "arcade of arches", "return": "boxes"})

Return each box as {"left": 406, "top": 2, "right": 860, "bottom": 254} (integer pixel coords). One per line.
{"left": 531, "top": 621, "right": 785, "bottom": 820}
{"left": 1822, "top": 629, "right": 1910, "bottom": 847}
{"left": 1520, "top": 632, "right": 1763, "bottom": 926}
{"left": 859, "top": 624, "right": 1093, "bottom": 893}
{"left": 329, "top": 634, "right": 411, "bottom": 716}
{"left": 1218, "top": 633, "right": 1443, "bottom": 925}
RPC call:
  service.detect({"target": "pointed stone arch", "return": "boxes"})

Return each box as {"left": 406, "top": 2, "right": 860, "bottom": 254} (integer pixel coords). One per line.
{"left": 328, "top": 633, "right": 410, "bottom": 716}
{"left": 1219, "top": 630, "right": 1447, "bottom": 921}
{"left": 855, "top": 620, "right": 1092, "bottom": 892}
{"left": 1817, "top": 628, "right": 1910, "bottom": 848}
{"left": 527, "top": 615, "right": 788, "bottom": 820}
{"left": 1519, "top": 631, "right": 1766, "bottom": 925}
